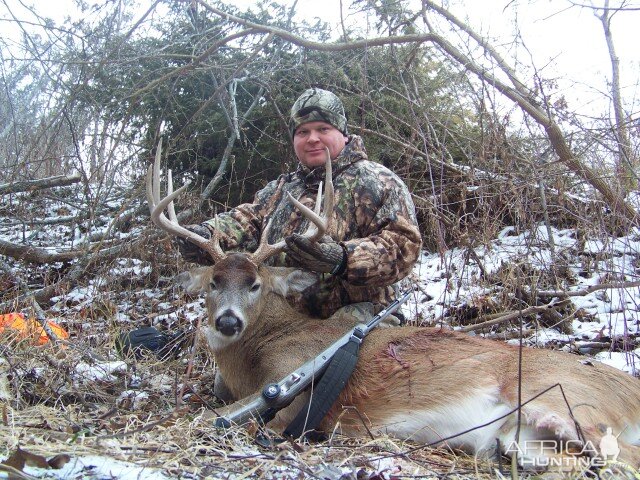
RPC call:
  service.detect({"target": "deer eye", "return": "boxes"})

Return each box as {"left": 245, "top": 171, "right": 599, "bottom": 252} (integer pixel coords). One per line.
{"left": 250, "top": 283, "right": 261, "bottom": 292}
{"left": 209, "top": 281, "right": 217, "bottom": 291}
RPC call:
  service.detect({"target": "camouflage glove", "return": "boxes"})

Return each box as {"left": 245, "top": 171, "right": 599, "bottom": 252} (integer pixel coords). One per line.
{"left": 175, "top": 224, "right": 214, "bottom": 265}
{"left": 285, "top": 234, "right": 347, "bottom": 275}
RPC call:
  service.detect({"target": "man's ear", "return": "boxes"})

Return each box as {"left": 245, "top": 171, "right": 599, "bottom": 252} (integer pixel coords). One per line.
{"left": 268, "top": 267, "right": 318, "bottom": 297}
{"left": 175, "top": 266, "right": 213, "bottom": 294}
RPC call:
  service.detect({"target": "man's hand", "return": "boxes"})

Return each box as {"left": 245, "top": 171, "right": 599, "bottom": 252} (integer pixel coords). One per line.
{"left": 176, "top": 224, "right": 214, "bottom": 264}
{"left": 285, "top": 234, "right": 347, "bottom": 275}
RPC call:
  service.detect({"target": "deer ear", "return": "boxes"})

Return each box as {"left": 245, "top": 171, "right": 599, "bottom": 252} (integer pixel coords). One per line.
{"left": 268, "top": 267, "right": 318, "bottom": 296}
{"left": 175, "top": 267, "right": 212, "bottom": 294}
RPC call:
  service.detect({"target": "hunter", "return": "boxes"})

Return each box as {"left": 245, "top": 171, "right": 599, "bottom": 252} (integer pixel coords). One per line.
{"left": 179, "top": 88, "right": 422, "bottom": 319}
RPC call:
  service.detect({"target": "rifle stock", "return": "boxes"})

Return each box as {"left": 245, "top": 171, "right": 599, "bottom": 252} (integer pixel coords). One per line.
{"left": 214, "top": 391, "right": 278, "bottom": 428}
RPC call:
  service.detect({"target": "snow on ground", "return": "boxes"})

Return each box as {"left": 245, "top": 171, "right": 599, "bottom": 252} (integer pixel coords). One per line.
{"left": 2, "top": 190, "right": 639, "bottom": 371}
{"left": 2, "top": 189, "right": 640, "bottom": 478}
{"left": 404, "top": 224, "right": 640, "bottom": 374}
{"left": 19, "top": 456, "right": 171, "bottom": 480}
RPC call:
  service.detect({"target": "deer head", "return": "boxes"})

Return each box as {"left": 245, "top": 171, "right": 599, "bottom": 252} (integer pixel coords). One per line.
{"left": 147, "top": 140, "right": 334, "bottom": 350}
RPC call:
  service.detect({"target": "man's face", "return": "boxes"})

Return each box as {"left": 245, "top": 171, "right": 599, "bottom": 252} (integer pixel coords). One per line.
{"left": 293, "top": 121, "right": 348, "bottom": 168}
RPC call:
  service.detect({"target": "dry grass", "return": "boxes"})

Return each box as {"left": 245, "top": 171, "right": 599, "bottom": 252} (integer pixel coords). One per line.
{"left": 2, "top": 405, "right": 500, "bottom": 478}
{"left": 0, "top": 335, "right": 506, "bottom": 479}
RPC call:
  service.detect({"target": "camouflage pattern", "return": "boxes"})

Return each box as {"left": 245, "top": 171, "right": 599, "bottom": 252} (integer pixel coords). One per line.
{"left": 289, "top": 88, "right": 348, "bottom": 138}
{"left": 203, "top": 135, "right": 422, "bottom": 318}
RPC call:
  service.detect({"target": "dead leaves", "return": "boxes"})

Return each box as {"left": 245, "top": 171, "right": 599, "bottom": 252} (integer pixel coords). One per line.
{"left": 0, "top": 445, "right": 70, "bottom": 478}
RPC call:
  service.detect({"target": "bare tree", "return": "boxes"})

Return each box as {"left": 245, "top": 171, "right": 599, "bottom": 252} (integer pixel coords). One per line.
{"left": 1, "top": 0, "right": 638, "bottom": 310}
{"left": 195, "top": 0, "right": 639, "bottom": 226}
{"left": 596, "top": 0, "right": 637, "bottom": 192}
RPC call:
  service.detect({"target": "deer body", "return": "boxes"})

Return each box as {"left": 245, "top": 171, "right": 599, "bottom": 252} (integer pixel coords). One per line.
{"left": 195, "top": 258, "right": 640, "bottom": 466}
{"left": 336, "top": 327, "right": 640, "bottom": 459}
{"left": 147, "top": 141, "right": 640, "bottom": 468}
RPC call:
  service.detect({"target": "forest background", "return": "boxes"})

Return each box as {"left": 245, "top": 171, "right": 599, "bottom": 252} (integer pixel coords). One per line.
{"left": 1, "top": 0, "right": 640, "bottom": 477}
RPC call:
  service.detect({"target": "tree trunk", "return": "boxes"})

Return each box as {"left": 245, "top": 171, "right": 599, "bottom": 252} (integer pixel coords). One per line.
{"left": 599, "top": 0, "right": 636, "bottom": 193}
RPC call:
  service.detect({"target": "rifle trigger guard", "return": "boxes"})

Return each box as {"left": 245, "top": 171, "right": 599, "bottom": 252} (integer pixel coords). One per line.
{"left": 351, "top": 325, "right": 366, "bottom": 344}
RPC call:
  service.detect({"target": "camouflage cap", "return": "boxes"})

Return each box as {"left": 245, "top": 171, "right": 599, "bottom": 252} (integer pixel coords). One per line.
{"left": 289, "top": 88, "right": 348, "bottom": 138}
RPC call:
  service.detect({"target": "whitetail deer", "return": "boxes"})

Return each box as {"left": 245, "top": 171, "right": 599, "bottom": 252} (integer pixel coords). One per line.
{"left": 147, "top": 141, "right": 640, "bottom": 470}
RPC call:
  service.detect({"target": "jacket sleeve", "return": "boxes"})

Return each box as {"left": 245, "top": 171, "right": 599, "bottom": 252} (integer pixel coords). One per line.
{"left": 341, "top": 168, "right": 422, "bottom": 287}
{"left": 202, "top": 178, "right": 281, "bottom": 251}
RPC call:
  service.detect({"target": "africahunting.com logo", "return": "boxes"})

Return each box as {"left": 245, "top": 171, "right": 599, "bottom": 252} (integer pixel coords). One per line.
{"left": 504, "top": 427, "right": 639, "bottom": 478}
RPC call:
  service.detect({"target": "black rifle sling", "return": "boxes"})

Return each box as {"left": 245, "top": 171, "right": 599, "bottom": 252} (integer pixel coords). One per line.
{"left": 283, "top": 328, "right": 363, "bottom": 439}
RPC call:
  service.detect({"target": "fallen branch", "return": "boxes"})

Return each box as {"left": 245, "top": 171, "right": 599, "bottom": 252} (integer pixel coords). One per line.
{"left": 3, "top": 215, "right": 84, "bottom": 227}
{"left": 459, "top": 299, "right": 572, "bottom": 333}
{"left": 536, "top": 280, "right": 640, "bottom": 298}
{"left": 28, "top": 225, "right": 176, "bottom": 308}
{"left": 457, "top": 281, "right": 640, "bottom": 334}
{"left": 31, "top": 242, "right": 139, "bottom": 306}
{"left": 0, "top": 173, "right": 81, "bottom": 195}
{"left": 0, "top": 239, "right": 83, "bottom": 264}
{"left": 0, "top": 236, "right": 151, "bottom": 310}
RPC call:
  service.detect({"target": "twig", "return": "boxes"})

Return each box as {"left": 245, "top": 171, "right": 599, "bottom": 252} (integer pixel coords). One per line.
{"left": 335, "top": 406, "right": 375, "bottom": 441}
{"left": 459, "top": 299, "right": 571, "bottom": 333}
{"left": 371, "top": 383, "right": 582, "bottom": 462}
{"left": 30, "top": 301, "right": 60, "bottom": 345}
{"left": 536, "top": 280, "right": 640, "bottom": 298}
{"left": 176, "top": 317, "right": 203, "bottom": 410}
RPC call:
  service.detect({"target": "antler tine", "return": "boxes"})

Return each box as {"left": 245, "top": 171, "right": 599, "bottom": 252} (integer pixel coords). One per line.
{"left": 146, "top": 139, "right": 226, "bottom": 263}
{"left": 250, "top": 216, "right": 287, "bottom": 265}
{"left": 167, "top": 168, "right": 178, "bottom": 223}
{"left": 287, "top": 148, "right": 334, "bottom": 242}
{"left": 250, "top": 148, "right": 334, "bottom": 266}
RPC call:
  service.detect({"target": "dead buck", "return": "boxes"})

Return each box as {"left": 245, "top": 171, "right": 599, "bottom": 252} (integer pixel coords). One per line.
{"left": 147, "top": 141, "right": 640, "bottom": 470}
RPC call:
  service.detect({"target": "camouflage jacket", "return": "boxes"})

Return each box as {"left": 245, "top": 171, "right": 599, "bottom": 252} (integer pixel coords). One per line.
{"left": 203, "top": 135, "right": 422, "bottom": 318}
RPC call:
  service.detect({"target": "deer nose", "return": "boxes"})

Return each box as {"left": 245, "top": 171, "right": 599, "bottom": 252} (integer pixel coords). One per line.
{"left": 215, "top": 312, "right": 242, "bottom": 336}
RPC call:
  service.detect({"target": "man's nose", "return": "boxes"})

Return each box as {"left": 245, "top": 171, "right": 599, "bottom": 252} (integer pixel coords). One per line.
{"left": 307, "top": 129, "right": 321, "bottom": 142}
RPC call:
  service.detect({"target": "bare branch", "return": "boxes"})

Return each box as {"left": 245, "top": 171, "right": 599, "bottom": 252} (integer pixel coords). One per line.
{"left": 536, "top": 280, "right": 640, "bottom": 298}
{"left": 459, "top": 299, "right": 572, "bottom": 333}
{"left": 0, "top": 173, "right": 81, "bottom": 195}
{"left": 200, "top": 86, "right": 265, "bottom": 201}
{"left": 194, "top": 0, "right": 639, "bottom": 227}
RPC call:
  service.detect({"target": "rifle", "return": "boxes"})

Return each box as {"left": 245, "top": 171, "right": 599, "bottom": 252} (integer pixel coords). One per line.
{"left": 214, "top": 290, "right": 412, "bottom": 428}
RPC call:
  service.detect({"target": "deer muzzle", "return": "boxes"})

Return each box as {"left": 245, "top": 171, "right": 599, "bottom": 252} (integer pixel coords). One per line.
{"left": 215, "top": 311, "right": 243, "bottom": 337}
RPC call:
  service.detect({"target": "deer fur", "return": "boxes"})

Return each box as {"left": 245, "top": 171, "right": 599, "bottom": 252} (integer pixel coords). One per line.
{"left": 148, "top": 140, "right": 639, "bottom": 469}
{"left": 185, "top": 256, "right": 640, "bottom": 469}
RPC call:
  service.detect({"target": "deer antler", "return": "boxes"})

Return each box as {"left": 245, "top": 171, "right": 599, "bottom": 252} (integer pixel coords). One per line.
{"left": 251, "top": 147, "right": 335, "bottom": 265}
{"left": 146, "top": 139, "right": 226, "bottom": 263}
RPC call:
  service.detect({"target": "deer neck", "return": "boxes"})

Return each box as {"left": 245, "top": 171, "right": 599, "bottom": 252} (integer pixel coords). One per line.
{"left": 213, "top": 291, "right": 315, "bottom": 397}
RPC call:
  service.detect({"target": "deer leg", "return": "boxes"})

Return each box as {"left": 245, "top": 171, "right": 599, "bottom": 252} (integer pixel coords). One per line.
{"left": 332, "top": 302, "right": 376, "bottom": 323}
{"left": 213, "top": 369, "right": 235, "bottom": 403}
{"left": 270, "top": 391, "right": 313, "bottom": 431}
